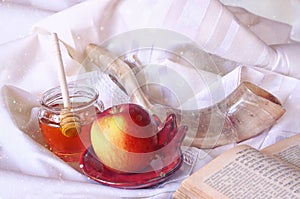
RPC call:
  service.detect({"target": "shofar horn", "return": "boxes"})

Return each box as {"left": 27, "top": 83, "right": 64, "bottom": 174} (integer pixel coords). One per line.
{"left": 85, "top": 44, "right": 285, "bottom": 148}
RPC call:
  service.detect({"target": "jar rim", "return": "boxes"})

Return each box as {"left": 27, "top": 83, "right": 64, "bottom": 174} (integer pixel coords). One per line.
{"left": 40, "top": 84, "right": 99, "bottom": 113}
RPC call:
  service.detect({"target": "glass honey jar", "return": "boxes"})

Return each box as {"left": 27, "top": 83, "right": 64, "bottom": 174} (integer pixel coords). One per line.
{"left": 38, "top": 84, "right": 104, "bottom": 162}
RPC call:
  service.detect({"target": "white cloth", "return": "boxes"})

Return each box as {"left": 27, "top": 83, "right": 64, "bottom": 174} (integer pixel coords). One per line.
{"left": 221, "top": 0, "right": 300, "bottom": 42}
{"left": 1, "top": 0, "right": 300, "bottom": 198}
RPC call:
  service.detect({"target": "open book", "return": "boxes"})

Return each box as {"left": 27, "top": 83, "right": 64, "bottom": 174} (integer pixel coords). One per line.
{"left": 173, "top": 133, "right": 300, "bottom": 199}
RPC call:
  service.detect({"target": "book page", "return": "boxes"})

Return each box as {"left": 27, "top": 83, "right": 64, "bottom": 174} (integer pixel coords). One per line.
{"left": 262, "top": 133, "right": 300, "bottom": 168}
{"left": 175, "top": 145, "right": 300, "bottom": 199}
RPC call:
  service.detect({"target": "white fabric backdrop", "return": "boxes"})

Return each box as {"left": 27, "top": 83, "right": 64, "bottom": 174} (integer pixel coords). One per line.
{"left": 0, "top": 0, "right": 300, "bottom": 198}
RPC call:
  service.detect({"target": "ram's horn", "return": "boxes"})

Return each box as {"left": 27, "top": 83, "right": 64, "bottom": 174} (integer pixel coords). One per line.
{"left": 85, "top": 44, "right": 285, "bottom": 148}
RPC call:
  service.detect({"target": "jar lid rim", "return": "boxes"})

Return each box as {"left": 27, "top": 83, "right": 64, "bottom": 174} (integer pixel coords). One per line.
{"left": 40, "top": 84, "right": 99, "bottom": 112}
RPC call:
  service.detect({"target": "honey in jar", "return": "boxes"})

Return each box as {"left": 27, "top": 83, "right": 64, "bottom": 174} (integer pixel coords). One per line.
{"left": 38, "top": 84, "right": 104, "bottom": 162}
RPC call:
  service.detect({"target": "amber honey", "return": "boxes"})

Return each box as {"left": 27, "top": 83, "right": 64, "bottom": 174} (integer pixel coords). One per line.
{"left": 39, "top": 115, "right": 94, "bottom": 162}
{"left": 38, "top": 85, "right": 103, "bottom": 162}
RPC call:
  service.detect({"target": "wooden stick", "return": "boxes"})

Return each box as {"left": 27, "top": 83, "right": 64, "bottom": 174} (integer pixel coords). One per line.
{"left": 51, "top": 32, "right": 70, "bottom": 108}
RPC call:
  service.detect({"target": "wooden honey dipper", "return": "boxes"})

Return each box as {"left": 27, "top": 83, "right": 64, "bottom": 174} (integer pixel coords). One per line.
{"left": 52, "top": 33, "right": 81, "bottom": 137}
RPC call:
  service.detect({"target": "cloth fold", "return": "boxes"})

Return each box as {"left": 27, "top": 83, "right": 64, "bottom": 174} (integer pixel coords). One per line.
{"left": 33, "top": 0, "right": 300, "bottom": 79}
{"left": 0, "top": 168, "right": 186, "bottom": 199}
{"left": 1, "top": 0, "right": 300, "bottom": 198}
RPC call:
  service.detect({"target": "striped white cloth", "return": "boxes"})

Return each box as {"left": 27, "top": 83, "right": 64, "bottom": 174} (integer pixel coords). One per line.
{"left": 1, "top": 0, "right": 300, "bottom": 198}
{"left": 34, "top": 0, "right": 300, "bottom": 78}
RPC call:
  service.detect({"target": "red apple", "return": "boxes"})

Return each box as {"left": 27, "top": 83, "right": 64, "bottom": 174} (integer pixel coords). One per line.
{"left": 90, "top": 103, "right": 159, "bottom": 173}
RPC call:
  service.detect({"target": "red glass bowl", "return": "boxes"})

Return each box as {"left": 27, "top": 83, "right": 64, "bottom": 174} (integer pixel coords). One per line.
{"left": 80, "top": 146, "right": 183, "bottom": 189}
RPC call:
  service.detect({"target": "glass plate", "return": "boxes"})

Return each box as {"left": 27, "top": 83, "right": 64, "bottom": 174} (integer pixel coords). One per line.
{"left": 80, "top": 147, "right": 183, "bottom": 189}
